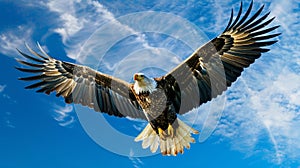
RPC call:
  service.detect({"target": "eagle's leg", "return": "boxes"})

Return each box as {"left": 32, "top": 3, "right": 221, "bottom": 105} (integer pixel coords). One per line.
{"left": 158, "top": 124, "right": 175, "bottom": 140}
{"left": 167, "top": 123, "right": 174, "bottom": 138}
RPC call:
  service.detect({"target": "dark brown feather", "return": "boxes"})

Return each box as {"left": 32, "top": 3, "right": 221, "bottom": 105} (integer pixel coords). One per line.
{"left": 16, "top": 44, "right": 146, "bottom": 120}
{"left": 162, "top": 1, "right": 280, "bottom": 115}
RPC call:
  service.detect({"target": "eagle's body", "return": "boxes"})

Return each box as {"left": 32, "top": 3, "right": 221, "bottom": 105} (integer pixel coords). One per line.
{"left": 132, "top": 73, "right": 175, "bottom": 133}
{"left": 16, "top": 1, "right": 280, "bottom": 156}
{"left": 131, "top": 73, "right": 197, "bottom": 155}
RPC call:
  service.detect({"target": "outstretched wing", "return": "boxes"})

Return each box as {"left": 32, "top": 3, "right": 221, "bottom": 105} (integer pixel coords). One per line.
{"left": 16, "top": 43, "right": 146, "bottom": 120}
{"left": 161, "top": 1, "right": 280, "bottom": 115}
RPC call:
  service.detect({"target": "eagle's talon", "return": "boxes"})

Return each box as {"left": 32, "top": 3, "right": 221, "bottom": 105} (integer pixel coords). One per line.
{"left": 167, "top": 124, "right": 174, "bottom": 138}
{"left": 158, "top": 127, "right": 166, "bottom": 140}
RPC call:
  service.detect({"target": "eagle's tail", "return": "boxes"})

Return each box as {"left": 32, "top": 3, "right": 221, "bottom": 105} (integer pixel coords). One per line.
{"left": 134, "top": 118, "right": 199, "bottom": 156}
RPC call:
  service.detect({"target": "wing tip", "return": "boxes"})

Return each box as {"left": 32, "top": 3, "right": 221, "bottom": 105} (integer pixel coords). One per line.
{"left": 15, "top": 66, "right": 26, "bottom": 72}
{"left": 36, "top": 42, "right": 51, "bottom": 59}
{"left": 225, "top": 0, "right": 276, "bottom": 33}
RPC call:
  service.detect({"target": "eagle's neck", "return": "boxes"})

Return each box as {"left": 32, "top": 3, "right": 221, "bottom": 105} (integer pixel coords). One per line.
{"left": 134, "top": 78, "right": 157, "bottom": 95}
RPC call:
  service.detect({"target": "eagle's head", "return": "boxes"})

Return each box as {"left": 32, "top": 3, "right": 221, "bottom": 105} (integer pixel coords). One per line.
{"left": 133, "top": 73, "right": 156, "bottom": 95}
{"left": 133, "top": 73, "right": 146, "bottom": 81}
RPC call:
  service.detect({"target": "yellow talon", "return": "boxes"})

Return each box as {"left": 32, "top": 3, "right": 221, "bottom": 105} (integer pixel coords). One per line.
{"left": 158, "top": 127, "right": 166, "bottom": 140}
{"left": 167, "top": 124, "right": 174, "bottom": 138}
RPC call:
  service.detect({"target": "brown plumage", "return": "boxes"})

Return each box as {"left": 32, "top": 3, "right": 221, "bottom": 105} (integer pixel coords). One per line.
{"left": 16, "top": 1, "right": 280, "bottom": 156}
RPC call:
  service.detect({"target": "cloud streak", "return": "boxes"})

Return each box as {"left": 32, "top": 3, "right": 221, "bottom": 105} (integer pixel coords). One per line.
{"left": 45, "top": 0, "right": 151, "bottom": 65}
{"left": 4, "top": 112, "right": 16, "bottom": 129}
{"left": 0, "top": 112, "right": 15, "bottom": 128}
{"left": 0, "top": 85, "right": 6, "bottom": 93}
{"left": 53, "top": 104, "right": 76, "bottom": 128}
{"left": 0, "top": 26, "right": 33, "bottom": 58}
{"left": 129, "top": 149, "right": 144, "bottom": 168}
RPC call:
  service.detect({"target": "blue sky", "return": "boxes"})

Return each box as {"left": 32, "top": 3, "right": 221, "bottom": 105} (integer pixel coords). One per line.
{"left": 1, "top": 0, "right": 300, "bottom": 167}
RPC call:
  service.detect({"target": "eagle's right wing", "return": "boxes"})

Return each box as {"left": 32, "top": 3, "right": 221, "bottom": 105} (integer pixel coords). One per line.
{"left": 16, "top": 44, "right": 146, "bottom": 120}
{"left": 161, "top": 1, "right": 280, "bottom": 115}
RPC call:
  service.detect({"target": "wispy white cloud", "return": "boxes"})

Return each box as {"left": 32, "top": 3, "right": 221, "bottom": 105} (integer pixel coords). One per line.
{"left": 0, "top": 25, "right": 33, "bottom": 57}
{"left": 132, "top": 121, "right": 147, "bottom": 132}
{"left": 45, "top": 0, "right": 151, "bottom": 65}
{"left": 129, "top": 149, "right": 144, "bottom": 168}
{"left": 53, "top": 104, "right": 76, "bottom": 128}
{"left": 0, "top": 112, "right": 15, "bottom": 128}
{"left": 46, "top": 0, "right": 86, "bottom": 43}
{"left": 0, "top": 85, "right": 17, "bottom": 104}
{"left": 0, "top": 85, "right": 6, "bottom": 93}
{"left": 214, "top": 67, "right": 300, "bottom": 164}
{"left": 209, "top": 1, "right": 231, "bottom": 33}
{"left": 4, "top": 112, "right": 16, "bottom": 129}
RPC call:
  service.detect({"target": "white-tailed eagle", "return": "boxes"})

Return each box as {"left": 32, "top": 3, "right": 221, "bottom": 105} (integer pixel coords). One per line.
{"left": 16, "top": 1, "right": 280, "bottom": 156}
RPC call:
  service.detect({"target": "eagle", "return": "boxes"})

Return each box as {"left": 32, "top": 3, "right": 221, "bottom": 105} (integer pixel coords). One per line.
{"left": 16, "top": 1, "right": 279, "bottom": 156}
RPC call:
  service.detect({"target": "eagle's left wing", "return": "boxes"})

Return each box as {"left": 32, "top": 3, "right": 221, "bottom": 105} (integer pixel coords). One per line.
{"left": 159, "top": 1, "right": 280, "bottom": 115}
{"left": 16, "top": 43, "right": 146, "bottom": 120}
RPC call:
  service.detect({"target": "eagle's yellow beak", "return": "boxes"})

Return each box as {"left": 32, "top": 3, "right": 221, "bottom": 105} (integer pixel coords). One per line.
{"left": 133, "top": 73, "right": 144, "bottom": 81}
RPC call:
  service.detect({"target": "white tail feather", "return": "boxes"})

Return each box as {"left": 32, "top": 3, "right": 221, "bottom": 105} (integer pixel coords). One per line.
{"left": 134, "top": 118, "right": 199, "bottom": 156}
